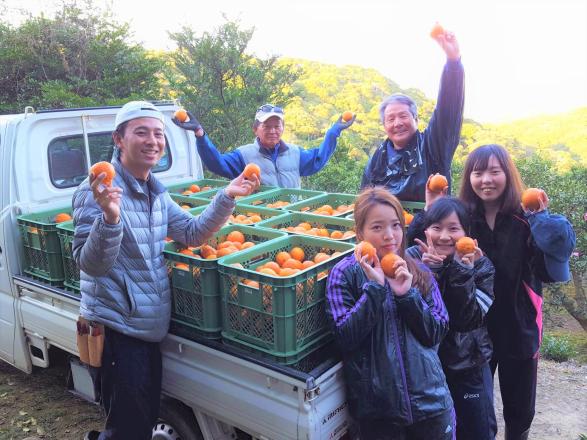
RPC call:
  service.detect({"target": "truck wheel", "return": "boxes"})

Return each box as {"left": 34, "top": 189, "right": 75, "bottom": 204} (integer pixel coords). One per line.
{"left": 153, "top": 398, "right": 203, "bottom": 440}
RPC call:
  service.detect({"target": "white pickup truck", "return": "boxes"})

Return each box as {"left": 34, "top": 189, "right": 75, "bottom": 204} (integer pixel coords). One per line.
{"left": 0, "top": 103, "right": 351, "bottom": 440}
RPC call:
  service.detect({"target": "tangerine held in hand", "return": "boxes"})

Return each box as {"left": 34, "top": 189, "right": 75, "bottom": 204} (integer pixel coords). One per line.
{"left": 381, "top": 253, "right": 401, "bottom": 278}
{"left": 430, "top": 23, "right": 444, "bottom": 39}
{"left": 522, "top": 188, "right": 547, "bottom": 211}
{"left": 243, "top": 163, "right": 261, "bottom": 180}
{"left": 455, "top": 237, "right": 476, "bottom": 255}
{"left": 428, "top": 174, "right": 448, "bottom": 193}
{"left": 174, "top": 109, "right": 188, "bottom": 122}
{"left": 354, "top": 241, "right": 376, "bottom": 262}
{"left": 90, "top": 161, "right": 116, "bottom": 186}
{"left": 341, "top": 111, "right": 353, "bottom": 122}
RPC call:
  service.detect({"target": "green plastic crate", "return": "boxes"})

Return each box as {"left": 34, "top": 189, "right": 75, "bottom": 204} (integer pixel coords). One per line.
{"left": 17, "top": 207, "right": 73, "bottom": 285}
{"left": 56, "top": 220, "right": 80, "bottom": 295}
{"left": 218, "top": 235, "right": 354, "bottom": 364}
{"left": 256, "top": 211, "right": 357, "bottom": 242}
{"left": 167, "top": 178, "right": 228, "bottom": 198}
{"left": 164, "top": 225, "right": 287, "bottom": 339}
{"left": 170, "top": 194, "right": 210, "bottom": 210}
{"left": 287, "top": 193, "right": 357, "bottom": 217}
{"left": 194, "top": 184, "right": 279, "bottom": 201}
{"left": 236, "top": 188, "right": 325, "bottom": 209}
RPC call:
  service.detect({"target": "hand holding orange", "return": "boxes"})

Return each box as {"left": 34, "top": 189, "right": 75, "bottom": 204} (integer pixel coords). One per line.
{"left": 90, "top": 161, "right": 116, "bottom": 187}
{"left": 174, "top": 109, "right": 188, "bottom": 123}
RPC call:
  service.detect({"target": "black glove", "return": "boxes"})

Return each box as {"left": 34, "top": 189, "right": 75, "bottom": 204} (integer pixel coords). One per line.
{"left": 332, "top": 114, "right": 356, "bottom": 132}
{"left": 172, "top": 110, "right": 203, "bottom": 132}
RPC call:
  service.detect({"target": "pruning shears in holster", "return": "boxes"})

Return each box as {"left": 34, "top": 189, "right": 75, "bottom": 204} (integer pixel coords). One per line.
{"left": 76, "top": 317, "right": 105, "bottom": 368}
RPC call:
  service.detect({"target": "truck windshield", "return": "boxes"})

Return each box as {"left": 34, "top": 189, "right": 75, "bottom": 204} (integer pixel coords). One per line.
{"left": 48, "top": 132, "right": 171, "bottom": 188}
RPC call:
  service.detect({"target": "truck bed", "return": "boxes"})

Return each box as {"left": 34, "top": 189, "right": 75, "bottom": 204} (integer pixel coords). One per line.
{"left": 13, "top": 274, "right": 350, "bottom": 439}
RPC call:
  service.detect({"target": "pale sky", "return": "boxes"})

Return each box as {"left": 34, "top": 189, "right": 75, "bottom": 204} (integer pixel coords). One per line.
{"left": 4, "top": 0, "right": 587, "bottom": 123}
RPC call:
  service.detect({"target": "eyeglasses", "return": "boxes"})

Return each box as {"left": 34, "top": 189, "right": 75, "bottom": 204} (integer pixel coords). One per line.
{"left": 257, "top": 104, "right": 284, "bottom": 114}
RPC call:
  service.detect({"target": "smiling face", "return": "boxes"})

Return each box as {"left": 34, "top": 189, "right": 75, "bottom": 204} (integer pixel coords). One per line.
{"left": 383, "top": 102, "right": 418, "bottom": 149}
{"left": 425, "top": 211, "right": 466, "bottom": 257}
{"left": 357, "top": 203, "right": 403, "bottom": 259}
{"left": 469, "top": 155, "right": 507, "bottom": 206}
{"left": 254, "top": 116, "right": 284, "bottom": 148}
{"left": 114, "top": 117, "right": 165, "bottom": 179}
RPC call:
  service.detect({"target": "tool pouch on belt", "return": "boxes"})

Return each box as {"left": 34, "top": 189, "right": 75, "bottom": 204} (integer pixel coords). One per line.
{"left": 76, "top": 317, "right": 105, "bottom": 367}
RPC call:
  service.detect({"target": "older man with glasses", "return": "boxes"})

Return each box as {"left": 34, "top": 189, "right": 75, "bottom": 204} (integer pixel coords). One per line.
{"left": 173, "top": 104, "right": 355, "bottom": 188}
{"left": 360, "top": 27, "right": 464, "bottom": 203}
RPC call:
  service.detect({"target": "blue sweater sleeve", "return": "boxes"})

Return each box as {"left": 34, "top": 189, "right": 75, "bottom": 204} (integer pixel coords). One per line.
{"left": 196, "top": 134, "right": 247, "bottom": 179}
{"left": 298, "top": 126, "right": 342, "bottom": 176}
{"left": 423, "top": 59, "right": 465, "bottom": 174}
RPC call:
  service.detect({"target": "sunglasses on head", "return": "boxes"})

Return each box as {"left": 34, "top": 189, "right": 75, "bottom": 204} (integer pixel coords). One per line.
{"left": 257, "top": 104, "right": 284, "bottom": 114}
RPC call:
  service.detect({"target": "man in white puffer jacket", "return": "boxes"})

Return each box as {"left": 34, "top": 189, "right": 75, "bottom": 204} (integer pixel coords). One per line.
{"left": 73, "top": 101, "right": 259, "bottom": 440}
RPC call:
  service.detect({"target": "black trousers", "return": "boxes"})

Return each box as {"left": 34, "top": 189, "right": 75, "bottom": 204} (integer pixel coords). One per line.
{"left": 444, "top": 362, "right": 497, "bottom": 440}
{"left": 356, "top": 409, "right": 456, "bottom": 440}
{"left": 98, "top": 327, "right": 162, "bottom": 440}
{"left": 490, "top": 356, "right": 538, "bottom": 439}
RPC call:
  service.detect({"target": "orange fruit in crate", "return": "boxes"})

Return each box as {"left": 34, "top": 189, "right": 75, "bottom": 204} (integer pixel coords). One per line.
{"left": 522, "top": 188, "right": 547, "bottom": 211}
{"left": 428, "top": 174, "right": 448, "bottom": 193}
{"left": 336, "top": 204, "right": 348, "bottom": 212}
{"left": 190, "top": 184, "right": 200, "bottom": 193}
{"left": 175, "top": 263, "right": 190, "bottom": 271}
{"left": 54, "top": 212, "right": 72, "bottom": 223}
{"left": 298, "top": 222, "right": 312, "bottom": 231}
{"left": 381, "top": 253, "right": 401, "bottom": 278}
{"left": 217, "top": 241, "right": 234, "bottom": 250}
{"left": 179, "top": 249, "right": 195, "bottom": 256}
{"left": 241, "top": 241, "right": 254, "bottom": 250}
{"left": 174, "top": 109, "right": 188, "bottom": 122}
{"left": 314, "top": 252, "right": 330, "bottom": 264}
{"left": 263, "top": 261, "right": 281, "bottom": 272}
{"left": 290, "top": 247, "right": 305, "bottom": 262}
{"left": 205, "top": 253, "right": 217, "bottom": 259}
{"left": 342, "top": 231, "right": 355, "bottom": 239}
{"left": 182, "top": 190, "right": 193, "bottom": 195}
{"left": 260, "top": 267, "right": 278, "bottom": 276}
{"left": 227, "top": 230, "right": 245, "bottom": 244}
{"left": 90, "top": 161, "right": 116, "bottom": 186}
{"left": 243, "top": 163, "right": 261, "bottom": 180}
{"left": 243, "top": 279, "right": 259, "bottom": 288}
{"left": 181, "top": 205, "right": 190, "bottom": 210}
{"left": 455, "top": 237, "right": 476, "bottom": 255}
{"left": 217, "top": 247, "right": 237, "bottom": 257}
{"left": 355, "top": 241, "right": 376, "bottom": 262}
{"left": 330, "top": 230, "right": 343, "bottom": 239}
{"left": 276, "top": 251, "right": 291, "bottom": 267}
{"left": 283, "top": 258, "right": 303, "bottom": 270}
{"left": 317, "top": 228, "right": 330, "bottom": 237}
{"left": 279, "top": 268, "right": 297, "bottom": 277}
{"left": 200, "top": 244, "right": 216, "bottom": 258}
{"left": 201, "top": 186, "right": 212, "bottom": 191}
{"left": 302, "top": 260, "right": 315, "bottom": 269}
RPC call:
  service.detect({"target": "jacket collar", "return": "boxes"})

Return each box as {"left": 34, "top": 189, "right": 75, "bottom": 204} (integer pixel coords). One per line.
{"left": 112, "top": 155, "right": 166, "bottom": 196}
{"left": 255, "top": 138, "right": 289, "bottom": 157}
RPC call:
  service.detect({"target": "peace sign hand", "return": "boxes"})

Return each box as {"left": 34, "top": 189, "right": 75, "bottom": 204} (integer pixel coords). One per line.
{"left": 414, "top": 230, "right": 446, "bottom": 267}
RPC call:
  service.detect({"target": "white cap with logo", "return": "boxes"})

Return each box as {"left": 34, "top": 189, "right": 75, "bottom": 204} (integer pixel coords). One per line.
{"left": 114, "top": 101, "right": 165, "bottom": 130}
{"left": 254, "top": 104, "right": 285, "bottom": 123}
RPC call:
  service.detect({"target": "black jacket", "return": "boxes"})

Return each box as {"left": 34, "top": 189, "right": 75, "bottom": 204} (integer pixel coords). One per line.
{"left": 407, "top": 246, "right": 495, "bottom": 371}
{"left": 325, "top": 255, "right": 453, "bottom": 424}
{"left": 360, "top": 60, "right": 464, "bottom": 202}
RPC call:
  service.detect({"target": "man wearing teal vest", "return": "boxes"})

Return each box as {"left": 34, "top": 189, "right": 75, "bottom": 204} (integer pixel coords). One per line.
{"left": 173, "top": 104, "right": 355, "bottom": 188}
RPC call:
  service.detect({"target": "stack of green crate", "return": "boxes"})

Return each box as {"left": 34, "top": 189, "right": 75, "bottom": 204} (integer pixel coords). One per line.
{"left": 287, "top": 192, "right": 357, "bottom": 217}
{"left": 236, "top": 188, "right": 325, "bottom": 210}
{"left": 194, "top": 184, "right": 279, "bottom": 201}
{"left": 218, "top": 235, "right": 354, "bottom": 364}
{"left": 164, "top": 224, "right": 286, "bottom": 340}
{"left": 56, "top": 220, "right": 80, "bottom": 295}
{"left": 256, "top": 211, "right": 357, "bottom": 243}
{"left": 17, "top": 207, "right": 73, "bottom": 286}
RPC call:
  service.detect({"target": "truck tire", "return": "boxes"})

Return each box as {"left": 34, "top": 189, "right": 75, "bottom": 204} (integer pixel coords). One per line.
{"left": 154, "top": 397, "right": 203, "bottom": 440}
